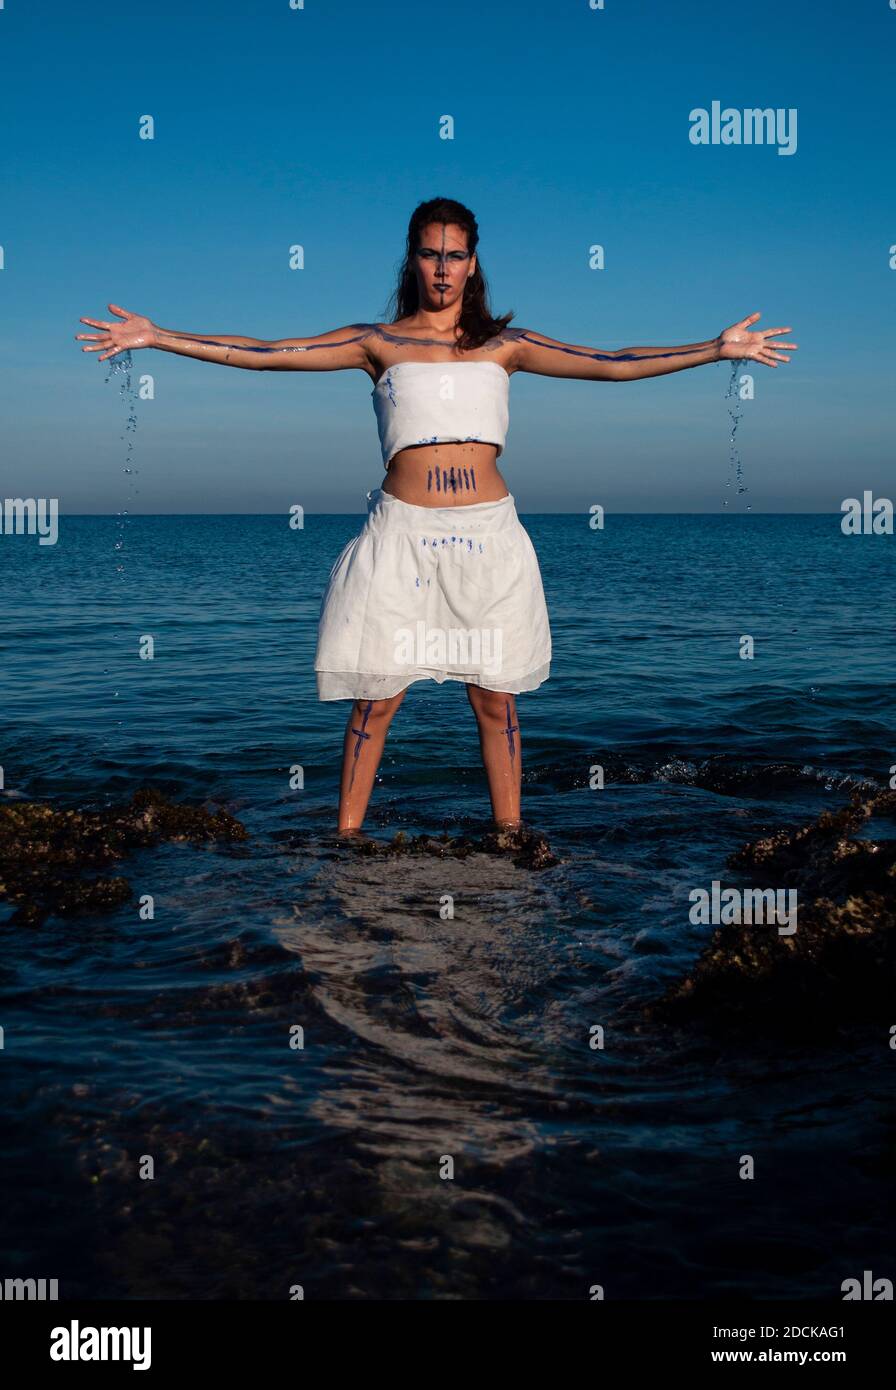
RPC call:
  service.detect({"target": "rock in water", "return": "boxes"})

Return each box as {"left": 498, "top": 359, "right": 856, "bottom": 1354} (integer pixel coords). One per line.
{"left": 0, "top": 786, "right": 248, "bottom": 926}
{"left": 646, "top": 787, "right": 896, "bottom": 1034}
{"left": 340, "top": 822, "right": 558, "bottom": 870}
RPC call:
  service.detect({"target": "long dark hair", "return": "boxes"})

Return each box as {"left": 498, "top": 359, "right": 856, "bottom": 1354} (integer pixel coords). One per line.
{"left": 381, "top": 197, "right": 514, "bottom": 351}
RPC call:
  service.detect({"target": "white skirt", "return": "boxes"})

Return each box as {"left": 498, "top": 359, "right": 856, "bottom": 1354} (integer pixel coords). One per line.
{"left": 315, "top": 488, "right": 552, "bottom": 701}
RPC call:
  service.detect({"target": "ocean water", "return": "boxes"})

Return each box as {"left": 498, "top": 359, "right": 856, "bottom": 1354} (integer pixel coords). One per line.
{"left": 1, "top": 511, "right": 894, "bottom": 1299}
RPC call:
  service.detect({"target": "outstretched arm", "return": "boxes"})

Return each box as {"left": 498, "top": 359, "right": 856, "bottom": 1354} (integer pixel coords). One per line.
{"left": 508, "top": 314, "right": 797, "bottom": 382}
{"left": 77, "top": 305, "right": 377, "bottom": 372}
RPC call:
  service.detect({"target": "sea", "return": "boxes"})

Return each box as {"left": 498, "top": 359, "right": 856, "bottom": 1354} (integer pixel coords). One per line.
{"left": 0, "top": 510, "right": 893, "bottom": 1298}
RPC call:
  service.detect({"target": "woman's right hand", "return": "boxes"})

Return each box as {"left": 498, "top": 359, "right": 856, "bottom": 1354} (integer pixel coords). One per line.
{"left": 76, "top": 303, "right": 157, "bottom": 360}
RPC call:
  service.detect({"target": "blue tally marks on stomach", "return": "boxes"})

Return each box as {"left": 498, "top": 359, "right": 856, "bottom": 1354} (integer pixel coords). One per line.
{"left": 426, "top": 465, "right": 478, "bottom": 493}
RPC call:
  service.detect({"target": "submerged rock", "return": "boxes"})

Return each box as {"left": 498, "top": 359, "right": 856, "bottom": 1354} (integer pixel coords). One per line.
{"left": 0, "top": 787, "right": 248, "bottom": 926}
{"left": 641, "top": 783, "right": 894, "bottom": 1034}
{"left": 646, "top": 787, "right": 896, "bottom": 1033}
{"left": 341, "top": 822, "right": 558, "bottom": 871}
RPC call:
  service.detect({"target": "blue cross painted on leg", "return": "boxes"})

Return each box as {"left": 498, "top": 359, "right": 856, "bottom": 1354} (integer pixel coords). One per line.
{"left": 349, "top": 700, "right": 373, "bottom": 789}
{"left": 503, "top": 701, "right": 519, "bottom": 760}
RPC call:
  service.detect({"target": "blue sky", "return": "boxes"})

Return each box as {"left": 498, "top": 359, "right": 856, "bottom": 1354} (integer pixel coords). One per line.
{"left": 1, "top": 0, "right": 893, "bottom": 512}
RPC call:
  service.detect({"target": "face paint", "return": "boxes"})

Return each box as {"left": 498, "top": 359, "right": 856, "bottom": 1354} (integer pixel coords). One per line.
{"left": 437, "top": 226, "right": 447, "bottom": 304}
{"left": 414, "top": 225, "right": 472, "bottom": 308}
{"left": 427, "top": 469, "right": 433, "bottom": 491}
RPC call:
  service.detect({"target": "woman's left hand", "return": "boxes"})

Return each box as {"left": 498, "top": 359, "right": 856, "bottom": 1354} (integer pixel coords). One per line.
{"left": 717, "top": 313, "right": 798, "bottom": 366}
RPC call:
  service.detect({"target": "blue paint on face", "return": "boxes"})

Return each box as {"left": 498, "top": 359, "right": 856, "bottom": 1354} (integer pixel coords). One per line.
{"left": 427, "top": 469, "right": 432, "bottom": 491}
{"left": 435, "top": 468, "right": 440, "bottom": 493}
{"left": 470, "top": 467, "right": 477, "bottom": 491}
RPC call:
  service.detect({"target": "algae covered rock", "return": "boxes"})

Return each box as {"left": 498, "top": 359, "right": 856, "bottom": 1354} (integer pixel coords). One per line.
{"left": 0, "top": 787, "right": 248, "bottom": 926}
{"left": 647, "top": 787, "right": 896, "bottom": 1033}
{"left": 343, "top": 821, "right": 558, "bottom": 870}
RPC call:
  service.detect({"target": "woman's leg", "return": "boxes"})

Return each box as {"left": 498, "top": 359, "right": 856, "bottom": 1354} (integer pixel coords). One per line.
{"left": 466, "top": 685, "right": 522, "bottom": 826}
{"left": 337, "top": 690, "right": 407, "bottom": 832}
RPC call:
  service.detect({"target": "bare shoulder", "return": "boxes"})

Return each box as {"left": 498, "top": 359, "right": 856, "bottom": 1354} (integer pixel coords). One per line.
{"left": 313, "top": 322, "right": 383, "bottom": 379}
{"left": 482, "top": 325, "right": 532, "bottom": 375}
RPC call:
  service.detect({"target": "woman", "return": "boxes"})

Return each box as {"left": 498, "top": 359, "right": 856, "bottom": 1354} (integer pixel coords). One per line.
{"left": 77, "top": 196, "right": 797, "bottom": 835}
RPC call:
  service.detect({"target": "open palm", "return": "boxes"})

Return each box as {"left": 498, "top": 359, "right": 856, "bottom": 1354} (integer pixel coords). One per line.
{"left": 718, "top": 312, "right": 797, "bottom": 367}
{"left": 75, "top": 303, "right": 156, "bottom": 361}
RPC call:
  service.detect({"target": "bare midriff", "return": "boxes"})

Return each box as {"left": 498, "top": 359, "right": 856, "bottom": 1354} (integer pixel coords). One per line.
{"left": 381, "top": 442, "right": 508, "bottom": 506}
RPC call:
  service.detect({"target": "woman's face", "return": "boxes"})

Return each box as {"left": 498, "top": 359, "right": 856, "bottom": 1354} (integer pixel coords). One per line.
{"left": 413, "top": 222, "right": 476, "bottom": 311}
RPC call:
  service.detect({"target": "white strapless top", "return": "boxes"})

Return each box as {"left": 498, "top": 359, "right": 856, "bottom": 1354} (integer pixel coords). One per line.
{"left": 372, "top": 360, "right": 510, "bottom": 466}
